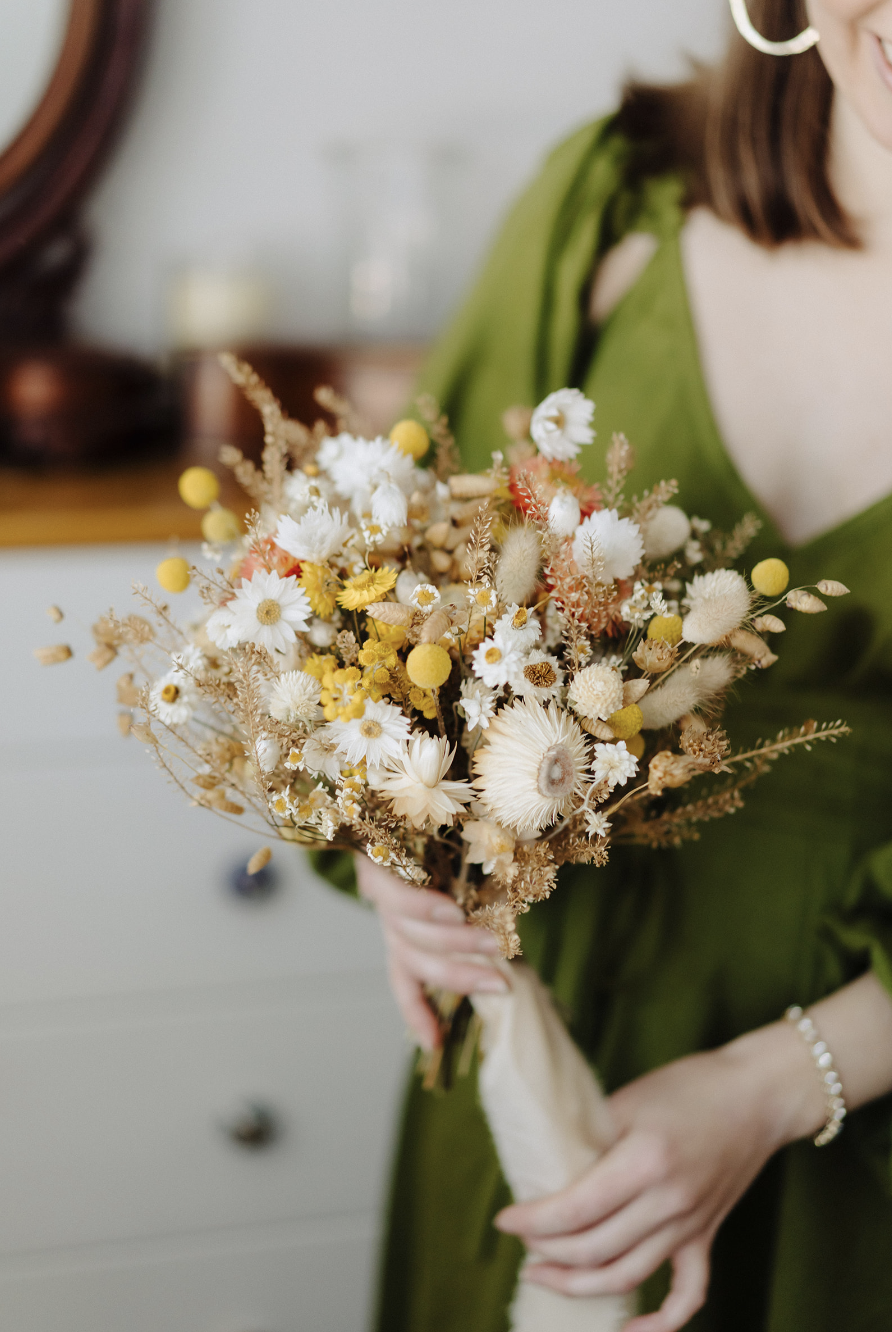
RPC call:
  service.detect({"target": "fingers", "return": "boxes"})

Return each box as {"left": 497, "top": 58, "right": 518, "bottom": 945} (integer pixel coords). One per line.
{"left": 390, "top": 913, "right": 500, "bottom": 956}
{"left": 384, "top": 926, "right": 509, "bottom": 995}
{"left": 496, "top": 1133, "right": 664, "bottom": 1240}
{"left": 388, "top": 957, "right": 441, "bottom": 1052}
{"left": 524, "top": 1185, "right": 690, "bottom": 1269}
{"left": 622, "top": 1241, "right": 710, "bottom": 1332}
{"left": 356, "top": 861, "right": 465, "bottom": 924}
{"left": 523, "top": 1224, "right": 682, "bottom": 1299}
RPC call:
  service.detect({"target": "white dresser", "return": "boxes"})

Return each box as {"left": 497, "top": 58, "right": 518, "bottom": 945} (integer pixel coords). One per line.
{"left": 0, "top": 543, "right": 408, "bottom": 1332}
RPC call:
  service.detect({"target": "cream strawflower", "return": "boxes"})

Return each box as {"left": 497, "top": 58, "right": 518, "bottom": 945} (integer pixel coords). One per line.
{"left": 592, "top": 741, "right": 639, "bottom": 790}
{"left": 459, "top": 678, "right": 498, "bottom": 730}
{"left": 328, "top": 699, "right": 411, "bottom": 768}
{"left": 267, "top": 670, "right": 322, "bottom": 724}
{"left": 472, "top": 698, "right": 590, "bottom": 833}
{"left": 584, "top": 809, "right": 612, "bottom": 839}
{"left": 472, "top": 636, "right": 524, "bottom": 690}
{"left": 572, "top": 508, "right": 644, "bottom": 584}
{"left": 568, "top": 663, "right": 625, "bottom": 721}
{"left": 225, "top": 569, "right": 312, "bottom": 653}
{"left": 682, "top": 570, "right": 751, "bottom": 645}
{"left": 461, "top": 819, "right": 516, "bottom": 875}
{"left": 149, "top": 671, "right": 196, "bottom": 724}
{"left": 510, "top": 650, "right": 564, "bottom": 702}
{"left": 530, "top": 388, "right": 595, "bottom": 462}
{"left": 275, "top": 502, "right": 351, "bottom": 564}
{"left": 373, "top": 734, "right": 473, "bottom": 829}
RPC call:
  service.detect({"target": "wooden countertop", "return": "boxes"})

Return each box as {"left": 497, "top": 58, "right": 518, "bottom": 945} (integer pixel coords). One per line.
{"left": 0, "top": 456, "right": 245, "bottom": 548}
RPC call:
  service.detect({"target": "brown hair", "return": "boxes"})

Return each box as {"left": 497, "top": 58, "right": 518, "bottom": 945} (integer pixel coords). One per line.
{"left": 615, "top": 0, "right": 858, "bottom": 248}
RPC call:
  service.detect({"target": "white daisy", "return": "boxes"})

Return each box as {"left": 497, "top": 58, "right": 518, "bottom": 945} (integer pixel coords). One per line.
{"left": 459, "top": 678, "right": 498, "bottom": 730}
{"left": 682, "top": 570, "right": 751, "bottom": 645}
{"left": 410, "top": 583, "right": 441, "bottom": 613}
{"left": 494, "top": 604, "right": 541, "bottom": 652}
{"left": 372, "top": 734, "right": 473, "bottom": 830}
{"left": 471, "top": 635, "right": 524, "bottom": 690}
{"left": 149, "top": 671, "right": 196, "bottom": 725}
{"left": 226, "top": 570, "right": 312, "bottom": 654}
{"left": 267, "top": 670, "right": 322, "bottom": 724}
{"left": 269, "top": 789, "right": 293, "bottom": 820}
{"left": 509, "top": 650, "right": 564, "bottom": 702}
{"left": 530, "top": 388, "right": 595, "bottom": 462}
{"left": 461, "top": 819, "right": 516, "bottom": 875}
{"left": 592, "top": 741, "right": 639, "bottom": 790}
{"left": 328, "top": 699, "right": 411, "bottom": 768}
{"left": 584, "top": 809, "right": 612, "bottom": 839}
{"left": 472, "top": 698, "right": 590, "bottom": 833}
{"left": 572, "top": 508, "right": 644, "bottom": 584}
{"left": 275, "top": 502, "right": 351, "bottom": 564}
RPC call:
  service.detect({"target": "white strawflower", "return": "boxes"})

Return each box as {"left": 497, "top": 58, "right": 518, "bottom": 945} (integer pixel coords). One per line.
{"left": 255, "top": 735, "right": 281, "bottom": 773}
{"left": 150, "top": 671, "right": 196, "bottom": 724}
{"left": 682, "top": 570, "right": 751, "bottom": 644}
{"left": 225, "top": 570, "right": 312, "bottom": 654}
{"left": 205, "top": 602, "right": 240, "bottom": 649}
{"left": 299, "top": 732, "right": 343, "bottom": 782}
{"left": 275, "top": 502, "right": 351, "bottom": 564}
{"left": 568, "top": 663, "right": 625, "bottom": 721}
{"left": 328, "top": 698, "right": 411, "bottom": 768}
{"left": 584, "top": 809, "right": 612, "bottom": 839}
{"left": 495, "top": 525, "right": 541, "bottom": 606}
{"left": 370, "top": 479, "right": 408, "bottom": 530}
{"left": 548, "top": 489, "right": 582, "bottom": 537}
{"left": 268, "top": 670, "right": 322, "bottom": 724}
{"left": 472, "top": 698, "right": 590, "bottom": 833}
{"left": 459, "top": 678, "right": 498, "bottom": 730}
{"left": 510, "top": 650, "right": 564, "bottom": 702}
{"left": 494, "top": 604, "right": 541, "bottom": 652}
{"left": 322, "top": 434, "right": 416, "bottom": 511}
{"left": 642, "top": 505, "right": 691, "bottom": 560}
{"left": 461, "top": 819, "right": 516, "bottom": 875}
{"left": 373, "top": 734, "right": 473, "bottom": 830}
{"left": 592, "top": 741, "right": 638, "bottom": 790}
{"left": 283, "top": 469, "right": 315, "bottom": 516}
{"left": 638, "top": 655, "right": 735, "bottom": 729}
{"left": 472, "top": 635, "right": 524, "bottom": 690}
{"left": 531, "top": 388, "right": 595, "bottom": 462}
{"left": 573, "top": 508, "right": 644, "bottom": 584}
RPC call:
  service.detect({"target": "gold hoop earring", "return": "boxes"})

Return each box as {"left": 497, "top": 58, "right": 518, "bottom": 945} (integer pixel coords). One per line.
{"left": 729, "top": 0, "right": 819, "bottom": 55}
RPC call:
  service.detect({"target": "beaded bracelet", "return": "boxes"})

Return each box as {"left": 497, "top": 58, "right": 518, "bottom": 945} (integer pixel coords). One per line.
{"left": 785, "top": 1006, "right": 847, "bottom": 1147}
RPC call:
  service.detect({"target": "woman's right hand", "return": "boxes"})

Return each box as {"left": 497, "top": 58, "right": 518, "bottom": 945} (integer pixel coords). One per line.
{"left": 355, "top": 856, "right": 508, "bottom": 1051}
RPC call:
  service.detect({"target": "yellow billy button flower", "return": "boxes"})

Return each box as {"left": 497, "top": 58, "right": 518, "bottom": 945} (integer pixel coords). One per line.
{"left": 303, "top": 653, "right": 337, "bottom": 680}
{"left": 751, "top": 558, "right": 790, "bottom": 598}
{"left": 389, "top": 418, "right": 429, "bottom": 460}
{"left": 201, "top": 507, "right": 241, "bottom": 543}
{"left": 626, "top": 732, "right": 646, "bottom": 760}
{"left": 156, "top": 556, "right": 190, "bottom": 593}
{"left": 647, "top": 613, "right": 683, "bottom": 646}
{"left": 299, "top": 563, "right": 339, "bottom": 618}
{"left": 178, "top": 466, "right": 220, "bottom": 509}
{"left": 337, "top": 566, "right": 398, "bottom": 611}
{"left": 406, "top": 643, "right": 452, "bottom": 689}
{"left": 607, "top": 703, "right": 644, "bottom": 741}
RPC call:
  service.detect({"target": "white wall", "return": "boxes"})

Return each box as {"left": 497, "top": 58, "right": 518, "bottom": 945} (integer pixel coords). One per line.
{"left": 73, "top": 0, "right": 728, "bottom": 355}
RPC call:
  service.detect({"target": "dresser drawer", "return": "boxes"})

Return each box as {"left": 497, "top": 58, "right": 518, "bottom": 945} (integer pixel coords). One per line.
{"left": 0, "top": 1215, "right": 379, "bottom": 1332}
{"left": 0, "top": 981, "right": 407, "bottom": 1255}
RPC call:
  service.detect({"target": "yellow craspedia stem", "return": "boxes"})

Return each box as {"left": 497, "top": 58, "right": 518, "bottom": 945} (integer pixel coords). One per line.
{"left": 647, "top": 613, "right": 683, "bottom": 646}
{"left": 389, "top": 419, "right": 429, "bottom": 460}
{"left": 607, "top": 703, "right": 644, "bottom": 741}
{"left": 156, "top": 556, "right": 190, "bottom": 593}
{"left": 178, "top": 466, "right": 220, "bottom": 509}
{"left": 406, "top": 643, "right": 452, "bottom": 689}
{"left": 201, "top": 507, "right": 241, "bottom": 543}
{"left": 751, "top": 558, "right": 790, "bottom": 597}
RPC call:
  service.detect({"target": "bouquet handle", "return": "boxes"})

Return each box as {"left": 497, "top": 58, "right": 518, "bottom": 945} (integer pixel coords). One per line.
{"left": 472, "top": 962, "right": 633, "bottom": 1332}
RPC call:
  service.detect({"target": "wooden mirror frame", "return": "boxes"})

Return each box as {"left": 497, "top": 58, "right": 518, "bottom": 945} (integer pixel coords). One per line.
{"left": 0, "top": 0, "right": 152, "bottom": 337}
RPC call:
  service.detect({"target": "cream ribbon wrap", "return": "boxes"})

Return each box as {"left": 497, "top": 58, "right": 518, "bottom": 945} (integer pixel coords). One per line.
{"left": 471, "top": 959, "right": 633, "bottom": 1332}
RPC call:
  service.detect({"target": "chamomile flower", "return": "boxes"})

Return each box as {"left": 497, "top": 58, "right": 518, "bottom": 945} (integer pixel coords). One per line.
{"left": 149, "top": 672, "right": 196, "bottom": 724}
{"left": 467, "top": 582, "right": 498, "bottom": 614}
{"left": 530, "top": 388, "right": 595, "bottom": 462}
{"left": 471, "top": 635, "right": 524, "bottom": 690}
{"left": 592, "top": 741, "right": 639, "bottom": 790}
{"left": 410, "top": 583, "right": 440, "bottom": 613}
{"left": 494, "top": 604, "right": 541, "bottom": 652}
{"left": 328, "top": 698, "right": 411, "bottom": 768}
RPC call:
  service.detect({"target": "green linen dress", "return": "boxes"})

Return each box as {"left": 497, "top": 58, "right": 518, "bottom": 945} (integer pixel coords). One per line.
{"left": 315, "top": 116, "right": 892, "bottom": 1331}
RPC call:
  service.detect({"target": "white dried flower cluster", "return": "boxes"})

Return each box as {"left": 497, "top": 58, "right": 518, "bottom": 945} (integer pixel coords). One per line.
{"left": 572, "top": 508, "right": 644, "bottom": 584}
{"left": 568, "top": 664, "right": 625, "bottom": 722}
{"left": 530, "top": 388, "right": 595, "bottom": 462}
{"left": 472, "top": 699, "right": 590, "bottom": 833}
{"left": 682, "top": 570, "right": 751, "bottom": 644}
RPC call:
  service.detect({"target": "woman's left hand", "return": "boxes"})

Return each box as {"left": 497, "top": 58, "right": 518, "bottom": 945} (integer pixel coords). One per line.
{"left": 494, "top": 1024, "right": 825, "bottom": 1332}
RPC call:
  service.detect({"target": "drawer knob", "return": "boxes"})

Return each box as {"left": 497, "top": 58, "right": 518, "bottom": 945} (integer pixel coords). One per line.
{"left": 222, "top": 1102, "right": 280, "bottom": 1149}
{"left": 229, "top": 858, "right": 278, "bottom": 902}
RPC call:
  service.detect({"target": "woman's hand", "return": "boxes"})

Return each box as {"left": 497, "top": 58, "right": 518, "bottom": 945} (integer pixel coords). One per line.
{"left": 355, "top": 856, "right": 507, "bottom": 1052}
{"left": 494, "top": 1022, "right": 827, "bottom": 1332}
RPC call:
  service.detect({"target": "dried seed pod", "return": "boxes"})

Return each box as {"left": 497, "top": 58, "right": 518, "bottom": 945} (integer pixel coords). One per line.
{"left": 130, "top": 722, "right": 156, "bottom": 744}
{"left": 247, "top": 846, "right": 272, "bottom": 875}
{"left": 365, "top": 601, "right": 412, "bottom": 626}
{"left": 425, "top": 521, "right": 451, "bottom": 548}
{"left": 450, "top": 498, "right": 487, "bottom": 524}
{"left": 444, "top": 524, "right": 472, "bottom": 551}
{"left": 418, "top": 609, "right": 453, "bottom": 643}
{"left": 786, "top": 589, "right": 827, "bottom": 614}
{"left": 88, "top": 643, "right": 117, "bottom": 671}
{"left": 34, "top": 644, "right": 73, "bottom": 665}
{"left": 647, "top": 751, "right": 699, "bottom": 796}
{"left": 192, "top": 773, "right": 220, "bottom": 790}
{"left": 622, "top": 678, "right": 650, "bottom": 705}
{"left": 579, "top": 717, "right": 615, "bottom": 741}
{"left": 116, "top": 672, "right": 141, "bottom": 706}
{"left": 47, "top": 605, "right": 63, "bottom": 623}
{"left": 816, "top": 580, "right": 850, "bottom": 598}
{"left": 448, "top": 473, "right": 499, "bottom": 499}
{"left": 502, "top": 405, "right": 533, "bottom": 443}
{"left": 430, "top": 548, "right": 453, "bottom": 573}
{"left": 728, "top": 628, "right": 776, "bottom": 663}
{"left": 116, "top": 712, "right": 132, "bottom": 737}
{"left": 752, "top": 614, "right": 786, "bottom": 634}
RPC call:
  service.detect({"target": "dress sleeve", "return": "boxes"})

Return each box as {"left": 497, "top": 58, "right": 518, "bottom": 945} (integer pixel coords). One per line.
{"left": 823, "top": 841, "right": 892, "bottom": 997}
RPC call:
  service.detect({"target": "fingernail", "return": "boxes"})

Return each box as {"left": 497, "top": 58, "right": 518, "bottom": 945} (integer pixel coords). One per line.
{"left": 479, "top": 934, "right": 501, "bottom": 953}
{"left": 432, "top": 903, "right": 464, "bottom": 922}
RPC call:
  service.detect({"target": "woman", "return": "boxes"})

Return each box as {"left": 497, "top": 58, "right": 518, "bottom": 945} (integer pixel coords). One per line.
{"left": 317, "top": 2, "right": 892, "bottom": 1328}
